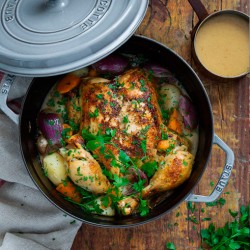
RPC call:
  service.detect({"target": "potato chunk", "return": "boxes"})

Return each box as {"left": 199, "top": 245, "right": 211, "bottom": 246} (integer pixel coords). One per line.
{"left": 43, "top": 152, "right": 67, "bottom": 186}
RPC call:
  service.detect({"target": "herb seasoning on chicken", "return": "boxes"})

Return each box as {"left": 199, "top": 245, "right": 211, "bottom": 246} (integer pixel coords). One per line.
{"left": 37, "top": 53, "right": 199, "bottom": 217}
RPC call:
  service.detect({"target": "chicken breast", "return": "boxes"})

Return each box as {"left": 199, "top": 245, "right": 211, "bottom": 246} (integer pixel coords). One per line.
{"left": 80, "top": 69, "right": 163, "bottom": 175}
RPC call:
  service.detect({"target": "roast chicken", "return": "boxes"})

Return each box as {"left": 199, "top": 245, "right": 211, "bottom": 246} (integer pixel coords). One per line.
{"left": 64, "top": 68, "right": 194, "bottom": 215}
{"left": 80, "top": 69, "right": 163, "bottom": 175}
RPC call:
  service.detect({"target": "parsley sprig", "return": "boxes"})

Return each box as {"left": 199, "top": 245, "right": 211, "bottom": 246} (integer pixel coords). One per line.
{"left": 201, "top": 204, "right": 250, "bottom": 250}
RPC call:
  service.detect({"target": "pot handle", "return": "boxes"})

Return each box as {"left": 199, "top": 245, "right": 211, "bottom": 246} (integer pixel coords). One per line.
{"left": 188, "top": 0, "right": 209, "bottom": 22}
{"left": 0, "top": 74, "right": 19, "bottom": 125}
{"left": 185, "top": 134, "right": 234, "bottom": 203}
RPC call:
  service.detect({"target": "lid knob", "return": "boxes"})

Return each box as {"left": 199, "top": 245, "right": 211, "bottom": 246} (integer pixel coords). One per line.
{"left": 45, "top": 0, "right": 69, "bottom": 12}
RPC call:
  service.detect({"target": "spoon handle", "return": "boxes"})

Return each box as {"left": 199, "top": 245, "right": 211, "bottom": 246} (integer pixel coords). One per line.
{"left": 188, "top": 0, "right": 209, "bottom": 22}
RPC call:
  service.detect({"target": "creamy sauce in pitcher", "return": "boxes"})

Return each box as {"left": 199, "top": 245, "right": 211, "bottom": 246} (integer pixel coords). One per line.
{"left": 195, "top": 13, "right": 249, "bottom": 77}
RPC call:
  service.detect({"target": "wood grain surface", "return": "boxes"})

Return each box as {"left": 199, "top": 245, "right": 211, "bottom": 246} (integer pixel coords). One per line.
{"left": 71, "top": 1, "right": 249, "bottom": 249}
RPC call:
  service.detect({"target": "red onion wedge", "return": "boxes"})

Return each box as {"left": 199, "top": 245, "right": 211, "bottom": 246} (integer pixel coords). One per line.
{"left": 92, "top": 54, "right": 129, "bottom": 75}
{"left": 37, "top": 110, "right": 63, "bottom": 147}
{"left": 179, "top": 95, "right": 198, "bottom": 130}
{"left": 144, "top": 63, "right": 172, "bottom": 77}
{"left": 121, "top": 168, "right": 148, "bottom": 196}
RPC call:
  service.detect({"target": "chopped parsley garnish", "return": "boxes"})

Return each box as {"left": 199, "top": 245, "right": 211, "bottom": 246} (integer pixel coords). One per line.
{"left": 186, "top": 215, "right": 199, "bottom": 224}
{"left": 202, "top": 217, "right": 212, "bottom": 222}
{"left": 187, "top": 202, "right": 196, "bottom": 213}
{"left": 76, "top": 167, "right": 83, "bottom": 176}
{"left": 105, "top": 128, "right": 116, "bottom": 137}
{"left": 129, "top": 82, "right": 136, "bottom": 89}
{"left": 210, "top": 181, "right": 215, "bottom": 187}
{"left": 118, "top": 150, "right": 131, "bottom": 166}
{"left": 61, "top": 127, "right": 71, "bottom": 139}
{"left": 69, "top": 119, "right": 79, "bottom": 132}
{"left": 113, "top": 174, "right": 129, "bottom": 188}
{"left": 73, "top": 100, "right": 81, "bottom": 111}
{"left": 161, "top": 128, "right": 169, "bottom": 140}
{"left": 166, "top": 242, "right": 176, "bottom": 250}
{"left": 89, "top": 108, "right": 99, "bottom": 118}
{"left": 183, "top": 160, "right": 188, "bottom": 166}
{"left": 100, "top": 195, "right": 110, "bottom": 208}
{"left": 132, "top": 179, "right": 146, "bottom": 193}
{"left": 206, "top": 198, "right": 226, "bottom": 208}
{"left": 138, "top": 198, "right": 149, "bottom": 217}
{"left": 229, "top": 209, "right": 238, "bottom": 218}
{"left": 47, "top": 98, "right": 55, "bottom": 107}
{"left": 141, "top": 161, "right": 158, "bottom": 178}
{"left": 139, "top": 79, "right": 147, "bottom": 92}
{"left": 161, "top": 108, "right": 172, "bottom": 122}
{"left": 141, "top": 139, "right": 147, "bottom": 155}
{"left": 96, "top": 94, "right": 103, "bottom": 99}
{"left": 166, "top": 144, "right": 175, "bottom": 155}
{"left": 140, "top": 125, "right": 150, "bottom": 138}
{"left": 122, "top": 115, "right": 129, "bottom": 124}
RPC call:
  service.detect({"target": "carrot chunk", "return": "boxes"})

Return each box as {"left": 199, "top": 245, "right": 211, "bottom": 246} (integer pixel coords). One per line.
{"left": 56, "top": 180, "right": 82, "bottom": 203}
{"left": 88, "top": 68, "right": 98, "bottom": 77}
{"left": 56, "top": 74, "right": 81, "bottom": 94}
{"left": 168, "top": 108, "right": 183, "bottom": 135}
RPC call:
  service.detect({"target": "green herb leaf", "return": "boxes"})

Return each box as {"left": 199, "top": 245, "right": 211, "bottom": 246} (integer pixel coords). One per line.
{"left": 133, "top": 179, "right": 146, "bottom": 193}
{"left": 139, "top": 79, "right": 147, "bottom": 92}
{"left": 141, "top": 161, "right": 158, "bottom": 178}
{"left": 105, "top": 128, "right": 116, "bottom": 137}
{"left": 113, "top": 174, "right": 129, "bottom": 188}
{"left": 186, "top": 215, "right": 199, "bottom": 224}
{"left": 138, "top": 198, "right": 149, "bottom": 216}
{"left": 229, "top": 209, "right": 238, "bottom": 218}
{"left": 229, "top": 241, "right": 241, "bottom": 250}
{"left": 100, "top": 195, "right": 110, "bottom": 208}
{"left": 206, "top": 198, "right": 226, "bottom": 208}
{"left": 166, "top": 242, "right": 176, "bottom": 250}
{"left": 141, "top": 139, "right": 147, "bottom": 155}
{"left": 210, "top": 181, "right": 215, "bottom": 187}
{"left": 89, "top": 108, "right": 99, "bottom": 118}
{"left": 202, "top": 217, "right": 211, "bottom": 222}
{"left": 161, "top": 130, "right": 168, "bottom": 140}
{"left": 200, "top": 204, "right": 250, "bottom": 249}
{"left": 61, "top": 127, "right": 72, "bottom": 139}
{"left": 96, "top": 94, "right": 103, "bottom": 99}
{"left": 119, "top": 150, "right": 131, "bottom": 165}
{"left": 187, "top": 202, "right": 196, "bottom": 213}
{"left": 122, "top": 115, "right": 129, "bottom": 124}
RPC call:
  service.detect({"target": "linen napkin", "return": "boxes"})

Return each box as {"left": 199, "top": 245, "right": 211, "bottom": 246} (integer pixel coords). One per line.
{"left": 0, "top": 73, "right": 81, "bottom": 250}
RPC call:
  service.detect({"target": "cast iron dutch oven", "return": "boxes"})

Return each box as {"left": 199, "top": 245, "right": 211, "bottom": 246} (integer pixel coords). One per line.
{"left": 0, "top": 36, "right": 234, "bottom": 227}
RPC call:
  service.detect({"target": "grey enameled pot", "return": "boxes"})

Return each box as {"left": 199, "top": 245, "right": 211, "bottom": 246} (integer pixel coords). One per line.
{"left": 0, "top": 36, "right": 234, "bottom": 227}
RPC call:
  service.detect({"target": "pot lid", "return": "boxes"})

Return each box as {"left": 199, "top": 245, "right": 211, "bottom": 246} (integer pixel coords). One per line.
{"left": 0, "top": 0, "right": 148, "bottom": 76}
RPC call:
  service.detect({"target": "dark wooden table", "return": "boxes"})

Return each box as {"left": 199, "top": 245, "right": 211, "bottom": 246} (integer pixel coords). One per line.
{"left": 72, "top": 1, "right": 249, "bottom": 249}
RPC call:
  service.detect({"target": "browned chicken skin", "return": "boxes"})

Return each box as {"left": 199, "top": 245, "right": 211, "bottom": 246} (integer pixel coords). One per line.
{"left": 80, "top": 69, "right": 163, "bottom": 175}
